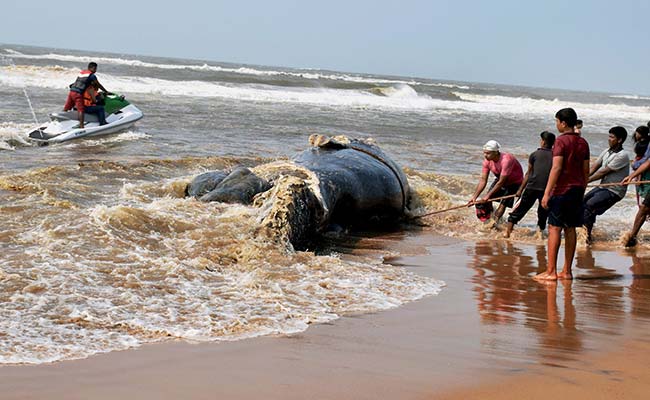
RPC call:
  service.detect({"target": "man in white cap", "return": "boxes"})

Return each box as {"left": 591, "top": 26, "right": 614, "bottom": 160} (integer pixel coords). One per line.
{"left": 468, "top": 140, "right": 524, "bottom": 225}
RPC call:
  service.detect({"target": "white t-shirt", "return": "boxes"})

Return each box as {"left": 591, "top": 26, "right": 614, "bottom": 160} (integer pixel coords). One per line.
{"left": 596, "top": 148, "right": 630, "bottom": 198}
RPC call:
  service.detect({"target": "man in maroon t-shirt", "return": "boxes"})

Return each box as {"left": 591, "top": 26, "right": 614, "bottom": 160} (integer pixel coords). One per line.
{"left": 534, "top": 108, "right": 590, "bottom": 282}
{"left": 468, "top": 140, "right": 524, "bottom": 225}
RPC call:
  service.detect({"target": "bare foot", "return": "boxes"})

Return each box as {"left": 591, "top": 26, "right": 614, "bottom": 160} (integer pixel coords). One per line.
{"left": 557, "top": 271, "right": 573, "bottom": 280}
{"left": 533, "top": 271, "right": 557, "bottom": 281}
{"left": 623, "top": 235, "right": 638, "bottom": 248}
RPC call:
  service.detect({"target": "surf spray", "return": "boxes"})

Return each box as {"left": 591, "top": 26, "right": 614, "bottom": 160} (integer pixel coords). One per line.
{"left": 0, "top": 52, "right": 43, "bottom": 139}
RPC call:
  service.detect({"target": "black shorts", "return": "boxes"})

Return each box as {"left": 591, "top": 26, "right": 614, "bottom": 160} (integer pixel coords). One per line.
{"left": 488, "top": 180, "right": 519, "bottom": 208}
{"left": 548, "top": 186, "right": 585, "bottom": 228}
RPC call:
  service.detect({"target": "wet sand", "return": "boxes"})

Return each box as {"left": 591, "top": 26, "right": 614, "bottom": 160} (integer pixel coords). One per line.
{"left": 2, "top": 231, "right": 650, "bottom": 399}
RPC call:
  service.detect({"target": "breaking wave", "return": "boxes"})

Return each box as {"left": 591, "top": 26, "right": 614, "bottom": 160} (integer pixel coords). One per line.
{"left": 4, "top": 65, "right": 649, "bottom": 122}
{"left": 1, "top": 48, "right": 471, "bottom": 89}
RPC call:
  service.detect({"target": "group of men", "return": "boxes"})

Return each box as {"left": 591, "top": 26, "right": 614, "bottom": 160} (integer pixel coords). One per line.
{"left": 63, "top": 62, "right": 111, "bottom": 128}
{"left": 470, "top": 107, "right": 650, "bottom": 281}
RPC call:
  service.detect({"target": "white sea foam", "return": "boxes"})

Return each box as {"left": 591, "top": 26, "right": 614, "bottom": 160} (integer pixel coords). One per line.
{"left": 3, "top": 65, "right": 649, "bottom": 122}
{"left": 452, "top": 92, "right": 650, "bottom": 124}
{"left": 0, "top": 65, "right": 438, "bottom": 111}
{"left": 610, "top": 94, "right": 650, "bottom": 101}
{"left": 64, "top": 130, "right": 151, "bottom": 148}
{"left": 0, "top": 122, "right": 32, "bottom": 150}
{"left": 1, "top": 48, "right": 458, "bottom": 88}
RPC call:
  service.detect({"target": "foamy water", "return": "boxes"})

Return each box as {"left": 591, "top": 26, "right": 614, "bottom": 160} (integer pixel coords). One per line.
{"left": 2, "top": 64, "right": 649, "bottom": 125}
{"left": 1, "top": 44, "right": 650, "bottom": 364}
{"left": 0, "top": 65, "right": 465, "bottom": 112}
{"left": 0, "top": 160, "right": 443, "bottom": 364}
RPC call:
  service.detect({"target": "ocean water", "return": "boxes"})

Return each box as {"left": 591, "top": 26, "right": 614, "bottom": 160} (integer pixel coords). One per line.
{"left": 1, "top": 44, "right": 649, "bottom": 364}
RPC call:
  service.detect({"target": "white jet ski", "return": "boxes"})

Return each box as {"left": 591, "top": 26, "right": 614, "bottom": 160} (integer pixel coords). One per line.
{"left": 27, "top": 94, "right": 143, "bottom": 144}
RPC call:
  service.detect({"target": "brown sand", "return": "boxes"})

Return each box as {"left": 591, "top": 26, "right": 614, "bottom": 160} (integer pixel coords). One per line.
{"left": 2, "top": 232, "right": 650, "bottom": 399}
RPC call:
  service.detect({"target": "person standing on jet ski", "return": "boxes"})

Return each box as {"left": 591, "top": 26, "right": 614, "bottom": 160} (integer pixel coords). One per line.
{"left": 63, "top": 62, "right": 111, "bottom": 128}
{"left": 83, "top": 81, "right": 108, "bottom": 126}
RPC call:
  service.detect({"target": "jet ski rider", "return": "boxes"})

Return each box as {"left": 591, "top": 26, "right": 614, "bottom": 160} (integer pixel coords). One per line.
{"left": 63, "top": 62, "right": 112, "bottom": 129}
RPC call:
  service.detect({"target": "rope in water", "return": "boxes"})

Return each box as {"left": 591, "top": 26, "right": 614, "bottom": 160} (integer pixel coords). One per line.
{"left": 411, "top": 179, "right": 650, "bottom": 219}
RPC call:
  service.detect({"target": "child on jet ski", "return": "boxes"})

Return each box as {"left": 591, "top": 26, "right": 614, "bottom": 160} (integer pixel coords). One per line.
{"left": 83, "top": 81, "right": 108, "bottom": 126}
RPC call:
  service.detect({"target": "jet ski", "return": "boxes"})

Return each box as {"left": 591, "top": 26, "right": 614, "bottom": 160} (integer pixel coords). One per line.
{"left": 27, "top": 94, "right": 143, "bottom": 144}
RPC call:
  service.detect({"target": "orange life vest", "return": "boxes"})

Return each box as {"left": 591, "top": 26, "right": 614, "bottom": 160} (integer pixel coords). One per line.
{"left": 83, "top": 86, "right": 97, "bottom": 107}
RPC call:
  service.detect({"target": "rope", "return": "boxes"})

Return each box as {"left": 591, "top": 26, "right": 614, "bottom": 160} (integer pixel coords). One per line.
{"left": 0, "top": 54, "right": 44, "bottom": 139}
{"left": 588, "top": 179, "right": 650, "bottom": 188}
{"left": 411, "top": 179, "right": 650, "bottom": 219}
{"left": 412, "top": 194, "right": 517, "bottom": 218}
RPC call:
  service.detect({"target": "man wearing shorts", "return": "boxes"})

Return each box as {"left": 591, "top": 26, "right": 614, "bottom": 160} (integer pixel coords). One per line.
{"left": 63, "top": 62, "right": 111, "bottom": 129}
{"left": 535, "top": 108, "right": 590, "bottom": 281}
{"left": 468, "top": 140, "right": 524, "bottom": 226}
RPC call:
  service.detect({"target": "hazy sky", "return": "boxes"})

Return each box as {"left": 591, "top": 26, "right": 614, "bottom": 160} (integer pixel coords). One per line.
{"left": 3, "top": 0, "right": 649, "bottom": 94}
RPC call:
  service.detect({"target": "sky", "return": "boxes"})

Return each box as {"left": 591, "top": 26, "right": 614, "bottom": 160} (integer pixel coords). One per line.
{"left": 2, "top": 0, "right": 650, "bottom": 95}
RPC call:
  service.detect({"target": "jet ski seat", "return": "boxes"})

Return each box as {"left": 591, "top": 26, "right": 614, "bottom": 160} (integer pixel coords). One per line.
{"left": 49, "top": 111, "right": 100, "bottom": 123}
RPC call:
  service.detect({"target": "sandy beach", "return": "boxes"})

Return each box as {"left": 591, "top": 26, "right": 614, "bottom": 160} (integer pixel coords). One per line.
{"left": 2, "top": 230, "right": 649, "bottom": 399}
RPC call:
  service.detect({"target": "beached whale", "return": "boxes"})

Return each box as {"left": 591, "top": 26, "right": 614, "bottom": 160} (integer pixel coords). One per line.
{"left": 186, "top": 135, "right": 410, "bottom": 249}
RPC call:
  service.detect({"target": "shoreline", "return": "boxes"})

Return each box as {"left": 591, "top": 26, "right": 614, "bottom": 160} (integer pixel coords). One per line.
{"left": 2, "top": 232, "right": 649, "bottom": 399}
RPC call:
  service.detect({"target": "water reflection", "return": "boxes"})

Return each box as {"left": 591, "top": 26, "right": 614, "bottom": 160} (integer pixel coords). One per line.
{"left": 630, "top": 254, "right": 650, "bottom": 319}
{"left": 470, "top": 241, "right": 650, "bottom": 364}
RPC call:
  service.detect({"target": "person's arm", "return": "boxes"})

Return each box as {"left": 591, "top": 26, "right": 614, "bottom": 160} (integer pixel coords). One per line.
{"left": 516, "top": 161, "right": 533, "bottom": 196}
{"left": 592, "top": 151, "right": 628, "bottom": 183}
{"left": 623, "top": 158, "right": 650, "bottom": 184}
{"left": 468, "top": 171, "right": 489, "bottom": 205}
{"left": 588, "top": 157, "right": 602, "bottom": 178}
{"left": 588, "top": 166, "right": 612, "bottom": 183}
{"left": 484, "top": 174, "right": 508, "bottom": 201}
{"left": 541, "top": 156, "right": 563, "bottom": 209}
{"left": 95, "top": 78, "right": 111, "bottom": 95}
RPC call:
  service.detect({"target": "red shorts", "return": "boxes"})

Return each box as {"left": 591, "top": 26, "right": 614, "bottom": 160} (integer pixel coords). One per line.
{"left": 64, "top": 91, "right": 84, "bottom": 113}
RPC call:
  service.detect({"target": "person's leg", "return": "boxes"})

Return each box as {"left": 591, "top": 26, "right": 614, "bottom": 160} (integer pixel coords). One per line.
{"left": 73, "top": 93, "right": 85, "bottom": 128}
{"left": 536, "top": 195, "right": 549, "bottom": 231}
{"left": 98, "top": 107, "right": 107, "bottom": 125}
{"left": 494, "top": 184, "right": 518, "bottom": 223}
{"left": 63, "top": 92, "right": 74, "bottom": 112}
{"left": 535, "top": 191, "right": 576, "bottom": 281}
{"left": 582, "top": 189, "right": 598, "bottom": 241}
{"left": 494, "top": 202, "right": 506, "bottom": 220}
{"left": 535, "top": 224, "right": 561, "bottom": 281}
{"left": 559, "top": 227, "right": 576, "bottom": 279}
{"left": 625, "top": 204, "right": 650, "bottom": 246}
{"left": 84, "top": 106, "right": 107, "bottom": 125}
{"left": 556, "top": 187, "right": 584, "bottom": 276}
{"left": 504, "top": 189, "right": 537, "bottom": 238}
{"left": 583, "top": 189, "right": 620, "bottom": 243}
